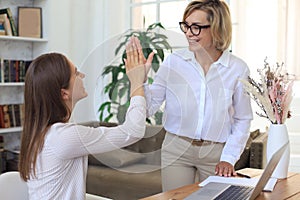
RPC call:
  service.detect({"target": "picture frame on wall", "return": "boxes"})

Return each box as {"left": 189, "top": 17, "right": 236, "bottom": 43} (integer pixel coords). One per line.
{"left": 18, "top": 7, "right": 42, "bottom": 38}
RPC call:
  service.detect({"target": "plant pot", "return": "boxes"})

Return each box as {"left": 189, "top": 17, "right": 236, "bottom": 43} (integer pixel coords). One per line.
{"left": 266, "top": 124, "right": 290, "bottom": 179}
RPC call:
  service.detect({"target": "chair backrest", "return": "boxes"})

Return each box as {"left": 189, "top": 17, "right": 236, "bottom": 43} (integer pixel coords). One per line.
{"left": 0, "top": 171, "right": 29, "bottom": 200}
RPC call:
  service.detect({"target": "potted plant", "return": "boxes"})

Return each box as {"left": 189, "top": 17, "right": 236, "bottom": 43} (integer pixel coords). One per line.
{"left": 98, "top": 22, "right": 172, "bottom": 124}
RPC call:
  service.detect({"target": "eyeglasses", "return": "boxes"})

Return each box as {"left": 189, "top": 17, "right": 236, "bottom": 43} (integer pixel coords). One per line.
{"left": 179, "top": 22, "right": 210, "bottom": 36}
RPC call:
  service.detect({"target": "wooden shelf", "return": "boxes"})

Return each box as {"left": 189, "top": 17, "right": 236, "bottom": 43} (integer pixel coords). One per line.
{"left": 0, "top": 35, "right": 47, "bottom": 43}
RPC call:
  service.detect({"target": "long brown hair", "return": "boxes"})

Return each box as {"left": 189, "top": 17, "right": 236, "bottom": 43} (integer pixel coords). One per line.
{"left": 19, "top": 53, "right": 72, "bottom": 181}
{"left": 183, "top": 0, "right": 232, "bottom": 51}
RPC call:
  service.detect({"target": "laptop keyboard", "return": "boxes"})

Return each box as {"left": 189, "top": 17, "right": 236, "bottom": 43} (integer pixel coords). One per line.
{"left": 214, "top": 185, "right": 254, "bottom": 200}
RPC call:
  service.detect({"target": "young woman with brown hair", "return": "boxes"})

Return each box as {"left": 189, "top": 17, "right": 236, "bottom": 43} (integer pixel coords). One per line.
{"left": 18, "top": 37, "right": 153, "bottom": 199}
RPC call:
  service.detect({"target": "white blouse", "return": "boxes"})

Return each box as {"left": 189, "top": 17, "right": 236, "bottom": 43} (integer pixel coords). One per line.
{"left": 144, "top": 49, "right": 253, "bottom": 165}
{"left": 27, "top": 96, "right": 146, "bottom": 200}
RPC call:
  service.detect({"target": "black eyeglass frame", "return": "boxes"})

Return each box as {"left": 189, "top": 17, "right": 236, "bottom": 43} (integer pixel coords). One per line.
{"left": 179, "top": 22, "right": 210, "bottom": 36}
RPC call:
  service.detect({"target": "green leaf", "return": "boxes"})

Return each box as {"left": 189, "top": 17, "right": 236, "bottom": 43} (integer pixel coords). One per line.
{"left": 98, "top": 101, "right": 110, "bottom": 112}
{"left": 152, "top": 53, "right": 159, "bottom": 62}
{"left": 154, "top": 47, "right": 164, "bottom": 61}
{"left": 115, "top": 41, "right": 126, "bottom": 56}
{"left": 142, "top": 47, "right": 153, "bottom": 59}
{"left": 146, "top": 22, "right": 165, "bottom": 32}
{"left": 154, "top": 111, "right": 163, "bottom": 125}
{"left": 102, "top": 65, "right": 119, "bottom": 76}
{"left": 117, "top": 104, "right": 129, "bottom": 123}
{"left": 119, "top": 86, "right": 129, "bottom": 99}
{"left": 108, "top": 76, "right": 129, "bottom": 102}
{"left": 159, "top": 40, "right": 172, "bottom": 51}
{"left": 152, "top": 63, "right": 160, "bottom": 72}
{"left": 109, "top": 83, "right": 117, "bottom": 100}
{"left": 112, "top": 67, "right": 122, "bottom": 82}
{"left": 152, "top": 33, "right": 168, "bottom": 40}
{"left": 98, "top": 101, "right": 112, "bottom": 121}
{"left": 148, "top": 77, "right": 154, "bottom": 84}
{"left": 104, "top": 81, "right": 118, "bottom": 94}
{"left": 104, "top": 113, "right": 114, "bottom": 122}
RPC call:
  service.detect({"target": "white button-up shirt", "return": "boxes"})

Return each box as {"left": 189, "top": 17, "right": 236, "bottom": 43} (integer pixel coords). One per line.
{"left": 144, "top": 49, "right": 253, "bottom": 165}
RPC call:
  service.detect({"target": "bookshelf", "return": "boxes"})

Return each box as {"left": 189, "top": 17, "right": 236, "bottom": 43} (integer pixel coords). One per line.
{"left": 0, "top": 35, "right": 48, "bottom": 42}
{"left": 0, "top": 0, "right": 49, "bottom": 60}
{"left": 0, "top": 0, "right": 48, "bottom": 161}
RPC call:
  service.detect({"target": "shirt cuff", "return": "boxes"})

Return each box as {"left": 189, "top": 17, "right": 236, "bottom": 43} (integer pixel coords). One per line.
{"left": 220, "top": 154, "right": 236, "bottom": 166}
{"left": 130, "top": 95, "right": 146, "bottom": 106}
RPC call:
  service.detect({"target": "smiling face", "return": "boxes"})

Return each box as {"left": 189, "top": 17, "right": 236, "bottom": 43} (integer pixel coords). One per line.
{"left": 184, "top": 10, "right": 213, "bottom": 52}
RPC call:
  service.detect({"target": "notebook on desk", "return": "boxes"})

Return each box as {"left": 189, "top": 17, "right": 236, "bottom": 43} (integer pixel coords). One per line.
{"left": 184, "top": 142, "right": 289, "bottom": 200}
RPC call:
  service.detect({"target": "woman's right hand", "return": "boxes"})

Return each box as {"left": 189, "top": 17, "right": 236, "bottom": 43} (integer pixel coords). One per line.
{"left": 124, "top": 36, "right": 154, "bottom": 97}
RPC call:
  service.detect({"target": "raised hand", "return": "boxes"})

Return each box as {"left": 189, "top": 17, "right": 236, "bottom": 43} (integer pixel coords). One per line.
{"left": 131, "top": 36, "right": 154, "bottom": 82}
{"left": 124, "top": 36, "right": 154, "bottom": 97}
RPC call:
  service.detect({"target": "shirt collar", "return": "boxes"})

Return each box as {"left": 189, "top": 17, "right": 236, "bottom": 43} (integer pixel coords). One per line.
{"left": 174, "top": 48, "right": 231, "bottom": 68}
{"left": 214, "top": 50, "right": 230, "bottom": 68}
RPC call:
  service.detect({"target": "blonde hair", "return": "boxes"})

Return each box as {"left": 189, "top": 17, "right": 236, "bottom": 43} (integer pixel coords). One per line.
{"left": 183, "top": 0, "right": 232, "bottom": 51}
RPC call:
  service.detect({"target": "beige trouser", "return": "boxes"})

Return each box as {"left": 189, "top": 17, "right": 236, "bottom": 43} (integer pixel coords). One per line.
{"left": 161, "top": 132, "right": 225, "bottom": 191}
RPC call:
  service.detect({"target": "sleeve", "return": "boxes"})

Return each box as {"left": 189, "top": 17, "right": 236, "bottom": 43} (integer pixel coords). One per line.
{"left": 144, "top": 63, "right": 169, "bottom": 117}
{"left": 48, "top": 96, "right": 147, "bottom": 159}
{"left": 220, "top": 66, "right": 254, "bottom": 165}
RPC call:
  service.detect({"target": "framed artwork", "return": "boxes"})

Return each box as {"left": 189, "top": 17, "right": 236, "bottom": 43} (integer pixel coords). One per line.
{"left": 18, "top": 7, "right": 42, "bottom": 38}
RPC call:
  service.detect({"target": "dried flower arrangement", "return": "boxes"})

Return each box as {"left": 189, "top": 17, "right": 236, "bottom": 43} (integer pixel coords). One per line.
{"left": 240, "top": 58, "right": 295, "bottom": 124}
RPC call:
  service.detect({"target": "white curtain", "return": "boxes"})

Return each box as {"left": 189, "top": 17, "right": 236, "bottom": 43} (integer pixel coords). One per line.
{"left": 229, "top": 0, "right": 300, "bottom": 172}
{"left": 229, "top": 0, "right": 300, "bottom": 129}
{"left": 47, "top": 0, "right": 106, "bottom": 123}
{"left": 285, "top": 0, "right": 300, "bottom": 79}
{"left": 230, "top": 0, "right": 299, "bottom": 79}
{"left": 56, "top": 0, "right": 128, "bottom": 123}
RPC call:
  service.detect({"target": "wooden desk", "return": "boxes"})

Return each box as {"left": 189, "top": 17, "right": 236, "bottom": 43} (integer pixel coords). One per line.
{"left": 141, "top": 172, "right": 300, "bottom": 200}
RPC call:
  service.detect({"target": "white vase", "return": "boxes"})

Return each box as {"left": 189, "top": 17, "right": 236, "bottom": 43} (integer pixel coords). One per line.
{"left": 266, "top": 124, "right": 290, "bottom": 179}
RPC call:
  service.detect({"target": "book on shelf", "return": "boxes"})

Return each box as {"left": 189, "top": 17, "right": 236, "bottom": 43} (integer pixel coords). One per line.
{"left": 0, "top": 13, "right": 12, "bottom": 36}
{"left": 20, "top": 60, "right": 32, "bottom": 82}
{"left": 0, "top": 105, "right": 11, "bottom": 128}
{"left": 0, "top": 106, "right": 5, "bottom": 128}
{"left": 0, "top": 135, "right": 4, "bottom": 148}
{"left": 0, "top": 104, "right": 24, "bottom": 129}
{"left": 0, "top": 8, "right": 17, "bottom": 36}
{"left": 0, "top": 135, "right": 4, "bottom": 173}
{"left": 0, "top": 59, "right": 3, "bottom": 82}
{"left": 0, "top": 15, "right": 5, "bottom": 35}
{"left": 0, "top": 59, "right": 32, "bottom": 83}
{"left": 18, "top": 7, "right": 42, "bottom": 38}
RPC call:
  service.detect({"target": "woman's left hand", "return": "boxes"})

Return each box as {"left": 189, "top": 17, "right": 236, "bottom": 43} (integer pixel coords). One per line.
{"left": 215, "top": 161, "right": 236, "bottom": 177}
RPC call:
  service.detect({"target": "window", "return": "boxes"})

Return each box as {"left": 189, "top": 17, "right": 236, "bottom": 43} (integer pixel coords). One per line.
{"left": 129, "top": 0, "right": 189, "bottom": 32}
{"left": 229, "top": 0, "right": 300, "bottom": 79}
{"left": 129, "top": 0, "right": 299, "bottom": 80}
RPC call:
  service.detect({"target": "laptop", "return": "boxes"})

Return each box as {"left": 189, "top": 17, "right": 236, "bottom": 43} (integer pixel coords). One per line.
{"left": 184, "top": 142, "right": 289, "bottom": 200}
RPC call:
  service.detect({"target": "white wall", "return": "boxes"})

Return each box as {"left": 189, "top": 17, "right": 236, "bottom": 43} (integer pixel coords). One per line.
{"left": 23, "top": 0, "right": 300, "bottom": 172}
{"left": 46, "top": 0, "right": 129, "bottom": 123}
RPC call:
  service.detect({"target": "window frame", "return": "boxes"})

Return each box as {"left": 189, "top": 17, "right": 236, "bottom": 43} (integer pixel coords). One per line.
{"left": 129, "top": 0, "right": 190, "bottom": 29}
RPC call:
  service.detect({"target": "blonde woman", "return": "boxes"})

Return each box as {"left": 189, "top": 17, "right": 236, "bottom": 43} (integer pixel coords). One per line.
{"left": 129, "top": 0, "right": 253, "bottom": 191}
